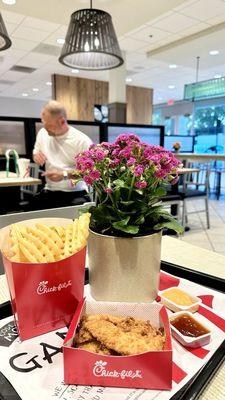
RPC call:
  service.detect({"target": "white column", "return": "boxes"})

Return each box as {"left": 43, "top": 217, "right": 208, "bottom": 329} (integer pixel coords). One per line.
{"left": 108, "top": 51, "right": 126, "bottom": 123}
{"left": 109, "top": 51, "right": 126, "bottom": 103}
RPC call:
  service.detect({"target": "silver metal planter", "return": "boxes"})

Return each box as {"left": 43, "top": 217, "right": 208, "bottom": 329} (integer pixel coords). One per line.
{"left": 88, "top": 230, "right": 162, "bottom": 302}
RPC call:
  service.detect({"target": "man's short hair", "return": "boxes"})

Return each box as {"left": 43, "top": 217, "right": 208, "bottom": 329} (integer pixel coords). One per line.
{"left": 43, "top": 100, "right": 67, "bottom": 119}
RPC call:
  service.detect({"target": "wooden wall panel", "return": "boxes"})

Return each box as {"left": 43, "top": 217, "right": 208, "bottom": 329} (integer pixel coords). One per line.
{"left": 53, "top": 74, "right": 108, "bottom": 121}
{"left": 53, "top": 74, "right": 153, "bottom": 124}
{"left": 126, "top": 85, "right": 153, "bottom": 124}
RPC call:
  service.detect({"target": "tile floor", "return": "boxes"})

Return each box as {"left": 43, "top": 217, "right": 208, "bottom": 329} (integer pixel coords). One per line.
{"left": 180, "top": 196, "right": 225, "bottom": 256}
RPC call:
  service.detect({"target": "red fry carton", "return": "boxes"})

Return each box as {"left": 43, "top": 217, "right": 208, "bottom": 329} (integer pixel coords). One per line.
{"left": 0, "top": 218, "right": 86, "bottom": 341}
{"left": 63, "top": 299, "right": 173, "bottom": 390}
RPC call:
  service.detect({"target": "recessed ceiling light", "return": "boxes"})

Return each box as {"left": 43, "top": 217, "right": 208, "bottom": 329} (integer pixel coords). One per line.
{"left": 126, "top": 78, "right": 132, "bottom": 82}
{"left": 214, "top": 74, "right": 222, "bottom": 79}
{"left": 22, "top": 93, "right": 28, "bottom": 97}
{"left": 46, "top": 81, "right": 52, "bottom": 86}
{"left": 169, "top": 64, "right": 177, "bottom": 69}
{"left": 209, "top": 50, "right": 219, "bottom": 55}
{"left": 71, "top": 69, "right": 79, "bottom": 73}
{"left": 2, "top": 0, "right": 16, "bottom": 4}
{"left": 168, "top": 85, "right": 175, "bottom": 89}
{"left": 32, "top": 88, "right": 39, "bottom": 92}
{"left": 57, "top": 38, "right": 65, "bottom": 45}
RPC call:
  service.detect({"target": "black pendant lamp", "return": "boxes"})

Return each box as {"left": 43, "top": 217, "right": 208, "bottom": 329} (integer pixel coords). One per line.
{"left": 0, "top": 13, "right": 12, "bottom": 51}
{"left": 59, "top": 0, "right": 123, "bottom": 71}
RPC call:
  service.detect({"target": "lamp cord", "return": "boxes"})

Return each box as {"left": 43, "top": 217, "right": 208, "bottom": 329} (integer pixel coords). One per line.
{"left": 196, "top": 56, "right": 200, "bottom": 83}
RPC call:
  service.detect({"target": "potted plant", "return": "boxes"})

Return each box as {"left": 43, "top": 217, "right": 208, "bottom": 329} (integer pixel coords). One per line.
{"left": 172, "top": 141, "right": 181, "bottom": 153}
{"left": 73, "top": 134, "right": 183, "bottom": 302}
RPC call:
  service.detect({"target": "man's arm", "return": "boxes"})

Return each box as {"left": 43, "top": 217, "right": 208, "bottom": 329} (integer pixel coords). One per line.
{"left": 33, "top": 152, "right": 46, "bottom": 166}
{"left": 42, "top": 170, "right": 79, "bottom": 182}
{"left": 33, "top": 131, "right": 47, "bottom": 166}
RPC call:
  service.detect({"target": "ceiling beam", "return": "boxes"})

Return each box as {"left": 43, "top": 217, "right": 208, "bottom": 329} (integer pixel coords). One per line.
{"left": 147, "top": 21, "right": 225, "bottom": 57}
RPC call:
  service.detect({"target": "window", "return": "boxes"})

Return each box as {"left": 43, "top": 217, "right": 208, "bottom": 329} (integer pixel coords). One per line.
{"left": 152, "top": 111, "right": 162, "bottom": 125}
{"left": 107, "top": 125, "right": 162, "bottom": 145}
{"left": 193, "top": 104, "right": 225, "bottom": 153}
{"left": 177, "top": 115, "right": 192, "bottom": 135}
{"left": 0, "top": 120, "right": 26, "bottom": 155}
{"left": 164, "top": 117, "right": 175, "bottom": 136}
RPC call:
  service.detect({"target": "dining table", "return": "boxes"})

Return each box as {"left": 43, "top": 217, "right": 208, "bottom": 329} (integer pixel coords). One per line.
{"left": 0, "top": 171, "right": 41, "bottom": 187}
{"left": 0, "top": 171, "right": 41, "bottom": 215}
{"left": 177, "top": 167, "right": 200, "bottom": 175}
{"left": 0, "top": 235, "right": 224, "bottom": 400}
{"left": 175, "top": 153, "right": 225, "bottom": 162}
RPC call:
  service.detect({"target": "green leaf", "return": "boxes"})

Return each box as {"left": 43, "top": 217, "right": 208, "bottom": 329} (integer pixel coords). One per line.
{"left": 112, "top": 217, "right": 130, "bottom": 229}
{"left": 120, "top": 200, "right": 135, "bottom": 206}
{"left": 154, "top": 220, "right": 184, "bottom": 234}
{"left": 146, "top": 205, "right": 163, "bottom": 216}
{"left": 91, "top": 204, "right": 118, "bottom": 226}
{"left": 112, "top": 223, "right": 139, "bottom": 234}
{"left": 134, "top": 189, "right": 144, "bottom": 195}
{"left": 113, "top": 179, "right": 125, "bottom": 187}
{"left": 134, "top": 214, "right": 145, "bottom": 225}
{"left": 153, "top": 187, "right": 167, "bottom": 197}
{"left": 113, "top": 188, "right": 121, "bottom": 202}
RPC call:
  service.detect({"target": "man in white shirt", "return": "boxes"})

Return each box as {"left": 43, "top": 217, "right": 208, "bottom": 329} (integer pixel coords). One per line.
{"left": 32, "top": 100, "right": 92, "bottom": 209}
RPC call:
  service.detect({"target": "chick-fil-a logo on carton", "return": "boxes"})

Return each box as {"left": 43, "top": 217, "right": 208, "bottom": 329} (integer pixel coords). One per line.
{"left": 93, "top": 360, "right": 142, "bottom": 380}
{"left": 37, "top": 280, "right": 72, "bottom": 295}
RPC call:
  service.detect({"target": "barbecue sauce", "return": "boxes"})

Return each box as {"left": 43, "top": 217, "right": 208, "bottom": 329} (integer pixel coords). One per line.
{"left": 171, "top": 314, "right": 209, "bottom": 337}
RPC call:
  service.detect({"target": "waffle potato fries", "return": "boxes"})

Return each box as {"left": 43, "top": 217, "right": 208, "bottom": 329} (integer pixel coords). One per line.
{"left": 3, "top": 213, "right": 90, "bottom": 263}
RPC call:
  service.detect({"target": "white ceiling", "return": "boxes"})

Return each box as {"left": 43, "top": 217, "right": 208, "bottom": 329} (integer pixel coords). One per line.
{"left": 1, "top": 0, "right": 225, "bottom": 105}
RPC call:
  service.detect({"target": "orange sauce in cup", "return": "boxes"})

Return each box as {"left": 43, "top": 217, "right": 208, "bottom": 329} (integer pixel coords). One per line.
{"left": 162, "top": 288, "right": 195, "bottom": 306}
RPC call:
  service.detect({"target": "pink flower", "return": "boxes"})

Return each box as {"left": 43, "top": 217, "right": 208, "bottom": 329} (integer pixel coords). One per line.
{"left": 83, "top": 169, "right": 101, "bottom": 185}
{"left": 101, "top": 142, "right": 111, "bottom": 149}
{"left": 115, "top": 133, "right": 140, "bottom": 145}
{"left": 83, "top": 159, "right": 94, "bottom": 170}
{"left": 89, "top": 170, "right": 101, "bottom": 180}
{"left": 134, "top": 165, "right": 144, "bottom": 177}
{"left": 94, "top": 149, "right": 107, "bottom": 161}
{"left": 135, "top": 181, "right": 147, "bottom": 189}
{"left": 75, "top": 152, "right": 95, "bottom": 173}
{"left": 112, "top": 146, "right": 120, "bottom": 157}
{"left": 74, "top": 134, "right": 180, "bottom": 190}
{"left": 109, "top": 158, "right": 120, "bottom": 168}
{"left": 126, "top": 157, "right": 136, "bottom": 167}
{"left": 105, "top": 187, "right": 113, "bottom": 194}
{"left": 119, "top": 146, "right": 133, "bottom": 159}
{"left": 155, "top": 169, "right": 167, "bottom": 179}
{"left": 83, "top": 175, "right": 93, "bottom": 185}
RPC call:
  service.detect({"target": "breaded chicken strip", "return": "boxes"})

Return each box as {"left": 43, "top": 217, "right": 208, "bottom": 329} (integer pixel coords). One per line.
{"left": 84, "top": 319, "right": 165, "bottom": 355}
{"left": 78, "top": 340, "right": 112, "bottom": 355}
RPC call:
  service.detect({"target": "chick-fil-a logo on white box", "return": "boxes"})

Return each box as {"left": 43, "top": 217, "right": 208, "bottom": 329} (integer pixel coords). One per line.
{"left": 93, "top": 360, "right": 142, "bottom": 380}
{"left": 37, "top": 280, "right": 72, "bottom": 295}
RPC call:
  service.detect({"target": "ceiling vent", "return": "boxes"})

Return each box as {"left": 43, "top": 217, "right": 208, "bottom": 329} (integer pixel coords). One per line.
{"left": 32, "top": 43, "right": 60, "bottom": 56}
{"left": 10, "top": 65, "right": 36, "bottom": 73}
{"left": 133, "top": 65, "right": 145, "bottom": 70}
{"left": 0, "top": 79, "right": 15, "bottom": 85}
{"left": 126, "top": 69, "right": 136, "bottom": 76}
